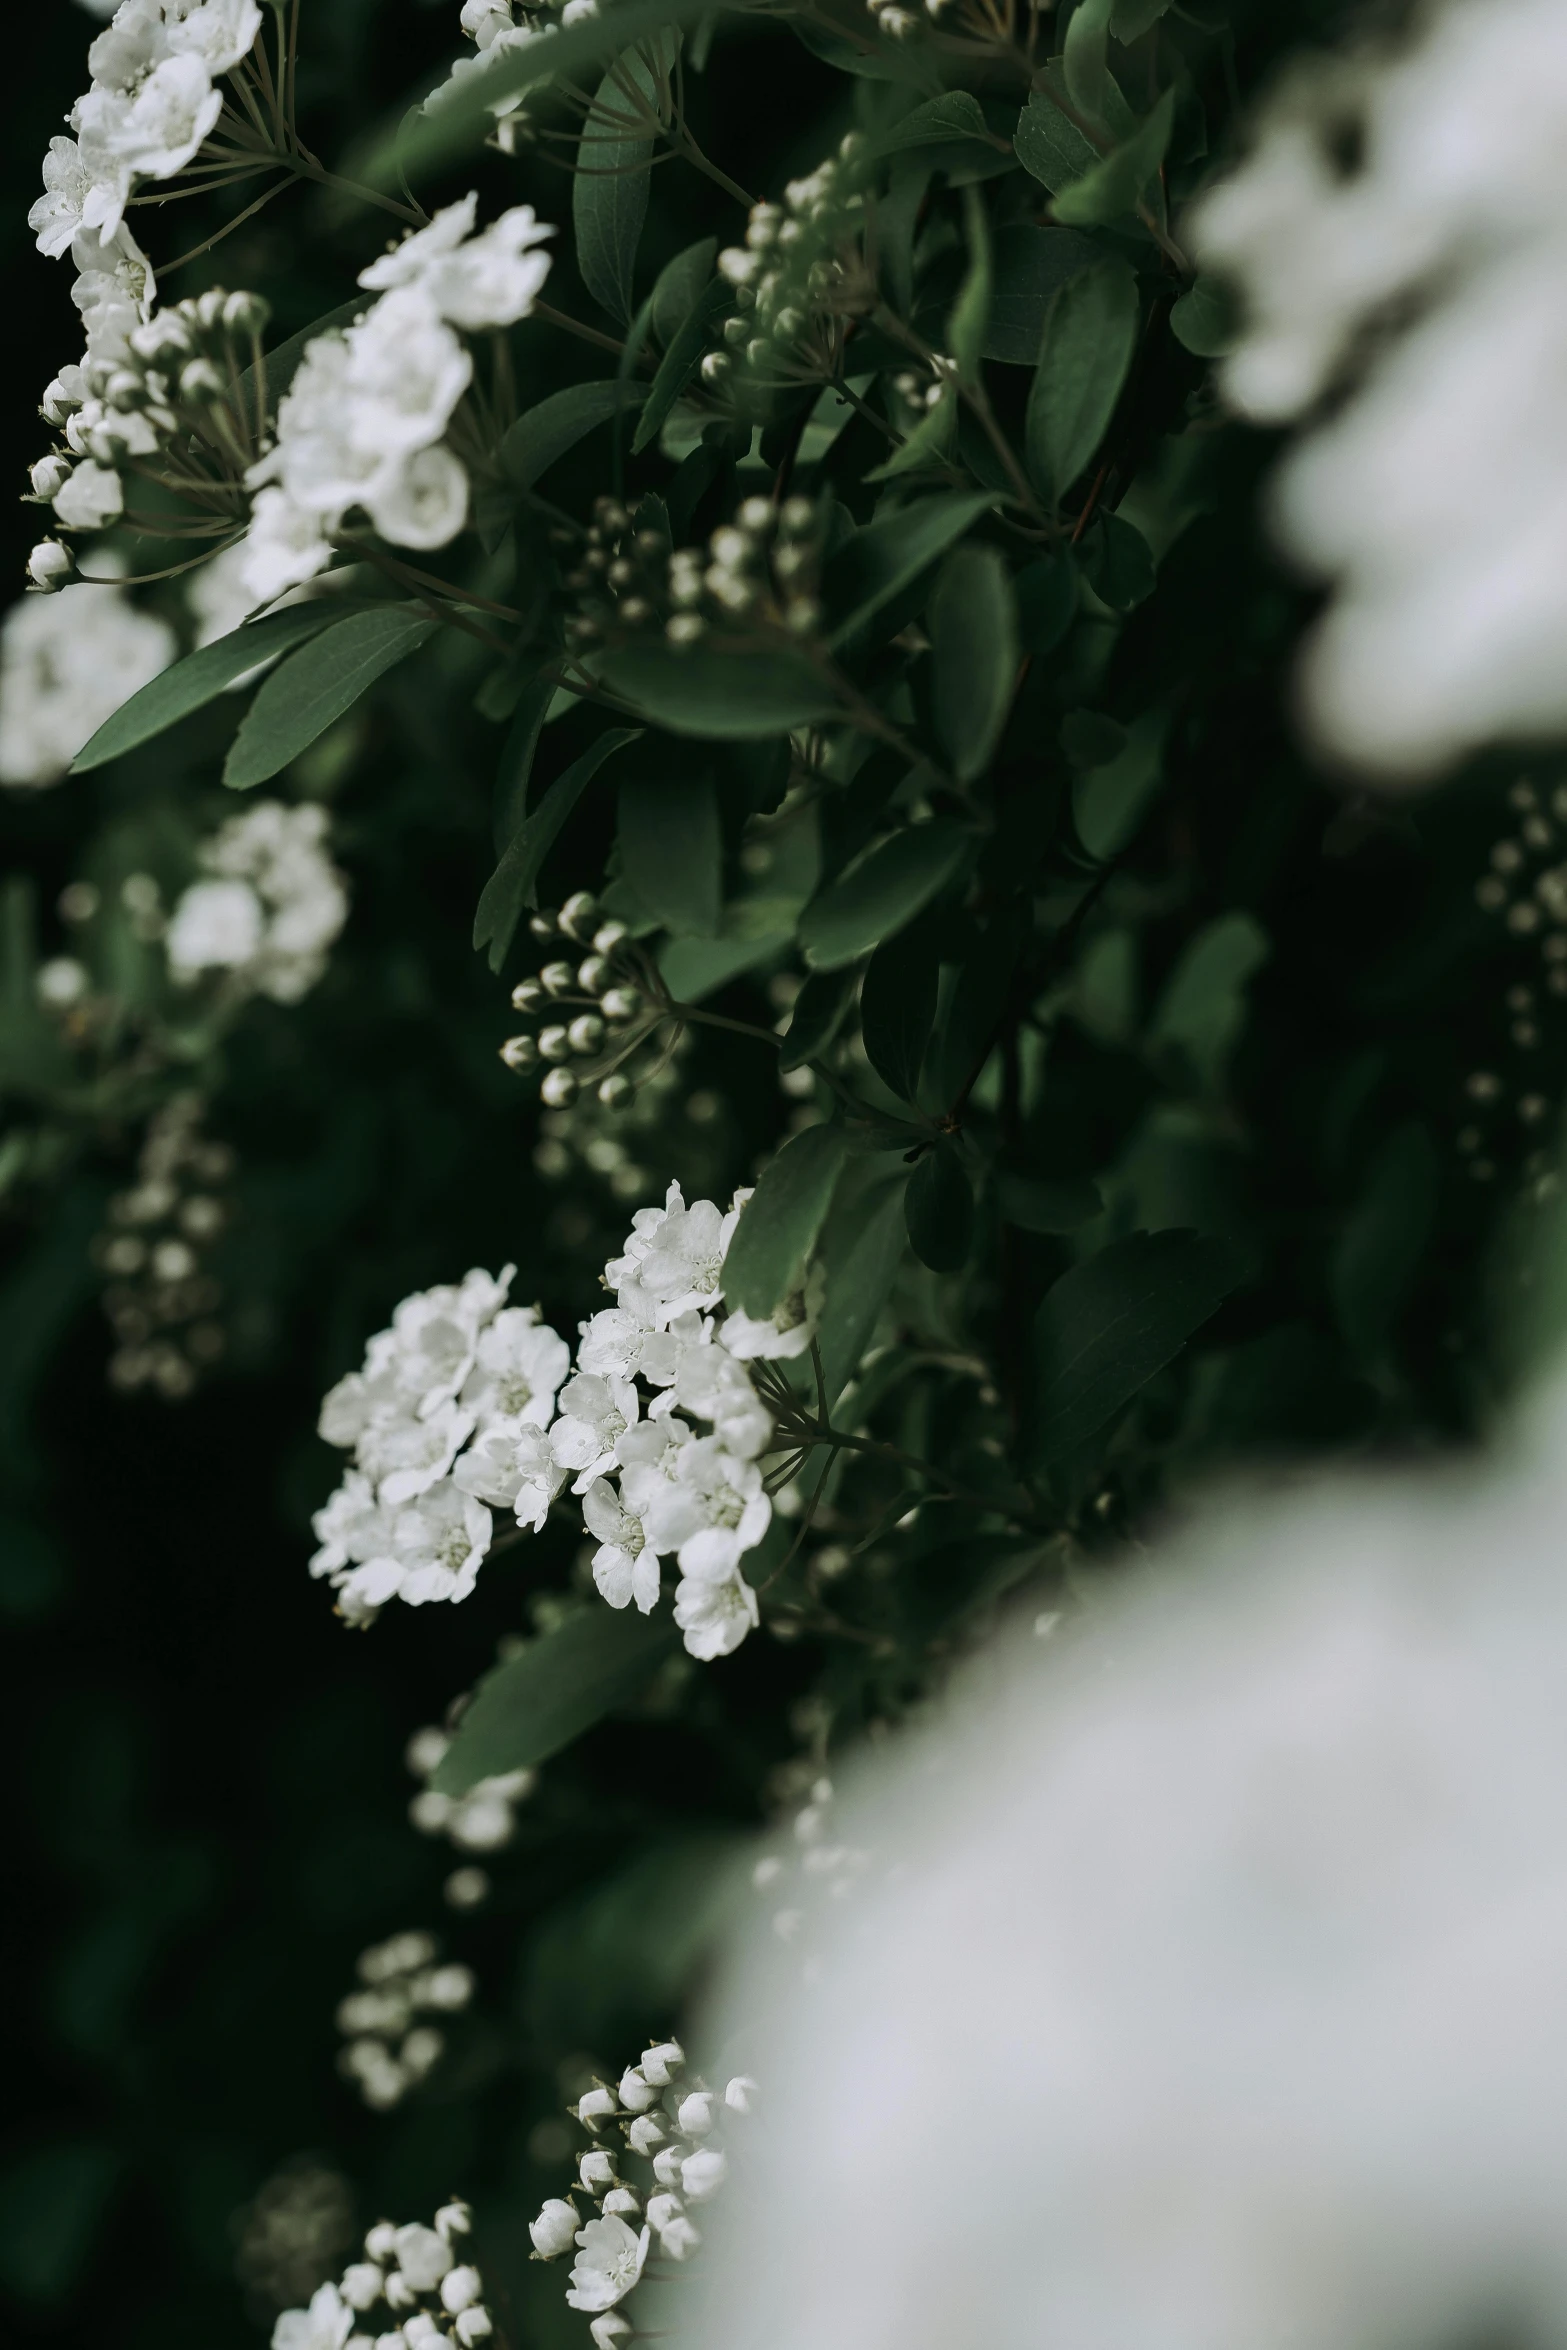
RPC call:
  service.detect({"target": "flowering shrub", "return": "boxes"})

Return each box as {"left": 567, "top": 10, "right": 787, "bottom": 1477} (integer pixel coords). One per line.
{"left": 8, "top": 0, "right": 1567, "bottom": 2342}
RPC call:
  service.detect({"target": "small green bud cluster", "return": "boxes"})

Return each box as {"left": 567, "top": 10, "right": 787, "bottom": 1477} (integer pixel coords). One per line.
{"left": 892, "top": 355, "right": 959, "bottom": 415}
{"left": 94, "top": 1091, "right": 233, "bottom": 1400}
{"left": 499, "top": 892, "right": 647, "bottom": 1109}
{"left": 664, "top": 494, "right": 823, "bottom": 646}
{"left": 560, "top": 494, "right": 674, "bottom": 651}
{"left": 711, "top": 134, "right": 872, "bottom": 386}
{"left": 866, "top": 0, "right": 954, "bottom": 36}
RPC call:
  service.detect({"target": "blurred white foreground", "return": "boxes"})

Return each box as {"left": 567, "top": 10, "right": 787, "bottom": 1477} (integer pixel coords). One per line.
{"left": 691, "top": 1380, "right": 1567, "bottom": 2350}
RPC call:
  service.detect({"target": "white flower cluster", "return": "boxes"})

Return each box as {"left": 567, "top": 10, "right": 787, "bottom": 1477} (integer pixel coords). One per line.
{"left": 335, "top": 1930, "right": 475, "bottom": 2112}
{"left": 0, "top": 571, "right": 174, "bottom": 786}
{"left": 1192, "top": 0, "right": 1567, "bottom": 780}
{"left": 273, "top": 2205, "right": 492, "bottom": 2350}
{"left": 530, "top": 2037, "right": 757, "bottom": 2343}
{"left": 405, "top": 1721, "right": 537, "bottom": 1853}
{"left": 240, "top": 193, "right": 554, "bottom": 603}
{"left": 311, "top": 1183, "right": 801, "bottom": 1657}
{"left": 312, "top": 1265, "right": 564, "bottom": 1624}
{"left": 424, "top": 0, "right": 588, "bottom": 155}
{"left": 165, "top": 800, "right": 348, "bottom": 1003}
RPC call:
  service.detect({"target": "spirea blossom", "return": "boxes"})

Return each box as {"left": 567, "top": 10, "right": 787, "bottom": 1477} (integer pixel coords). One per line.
{"left": 165, "top": 800, "right": 348, "bottom": 1002}
{"left": 1193, "top": 0, "right": 1567, "bottom": 780}
{"left": 0, "top": 571, "right": 174, "bottom": 786}
{"left": 334, "top": 1929, "right": 475, "bottom": 2111}
{"left": 274, "top": 2204, "right": 494, "bottom": 2350}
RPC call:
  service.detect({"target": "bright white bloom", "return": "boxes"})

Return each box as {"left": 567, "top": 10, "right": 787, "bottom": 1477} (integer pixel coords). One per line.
{"left": 530, "top": 2199, "right": 580, "bottom": 2261}
{"left": 52, "top": 460, "right": 124, "bottom": 530}
{"left": 74, "top": 59, "right": 222, "bottom": 241}
{"left": 674, "top": 1340, "right": 773, "bottom": 1460}
{"left": 166, "top": 801, "right": 348, "bottom": 1001}
{"left": 30, "top": 138, "right": 94, "bottom": 260}
{"left": 240, "top": 488, "right": 332, "bottom": 603}
{"left": 0, "top": 574, "right": 174, "bottom": 787}
{"left": 672, "top": 1564, "right": 761, "bottom": 1662}
{"left": 647, "top": 1437, "right": 771, "bottom": 1581}
{"left": 459, "top": 1306, "right": 570, "bottom": 1430}
{"left": 630, "top": 1185, "right": 739, "bottom": 1321}
{"left": 614, "top": 1414, "right": 692, "bottom": 1533}
{"left": 390, "top": 1478, "right": 492, "bottom": 1606}
{"left": 565, "top": 2217, "right": 649, "bottom": 2314}
{"left": 721, "top": 1265, "right": 823, "bottom": 1362}
{"left": 272, "top": 2281, "right": 354, "bottom": 2350}
{"left": 358, "top": 1399, "right": 476, "bottom": 1510}
{"left": 583, "top": 1478, "right": 660, "bottom": 1614}
{"left": 359, "top": 192, "right": 554, "bottom": 331}
{"left": 453, "top": 1421, "right": 564, "bottom": 1530}
{"left": 1193, "top": 0, "right": 1567, "bottom": 780}
{"left": 364, "top": 442, "right": 470, "bottom": 551}
{"left": 550, "top": 1373, "right": 640, "bottom": 1492}
{"left": 392, "top": 2224, "right": 452, "bottom": 2293}
{"left": 310, "top": 1469, "right": 398, "bottom": 1585}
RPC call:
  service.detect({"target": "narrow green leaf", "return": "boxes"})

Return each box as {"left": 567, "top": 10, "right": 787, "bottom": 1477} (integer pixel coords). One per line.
{"left": 633, "top": 277, "right": 731, "bottom": 455}
{"left": 1051, "top": 86, "right": 1174, "bottom": 227}
{"left": 1148, "top": 911, "right": 1270, "bottom": 1094}
{"left": 1078, "top": 509, "right": 1155, "bottom": 609}
{"left": 618, "top": 773, "right": 721, "bottom": 937}
{"left": 823, "top": 491, "right": 995, "bottom": 650}
{"left": 575, "top": 40, "right": 676, "bottom": 326}
{"left": 905, "top": 1144, "right": 973, "bottom": 1272}
{"left": 1071, "top": 705, "right": 1167, "bottom": 859}
{"left": 651, "top": 236, "right": 718, "bottom": 344}
{"left": 875, "top": 91, "right": 992, "bottom": 157}
{"left": 222, "top": 606, "right": 436, "bottom": 790}
{"left": 864, "top": 385, "right": 958, "bottom": 484}
{"left": 724, "top": 1124, "right": 850, "bottom": 1318}
{"left": 1170, "top": 272, "right": 1237, "bottom": 358}
{"left": 491, "top": 669, "right": 557, "bottom": 853}
{"left": 1063, "top": 0, "right": 1114, "bottom": 121}
{"left": 926, "top": 899, "right": 1027, "bottom": 1105}
{"left": 599, "top": 641, "right": 837, "bottom": 739}
{"left": 778, "top": 967, "right": 857, "bottom": 1071}
{"left": 949, "top": 184, "right": 993, "bottom": 385}
{"left": 474, "top": 726, "right": 641, "bottom": 971}
{"left": 1025, "top": 257, "right": 1139, "bottom": 503}
{"left": 929, "top": 544, "right": 1019, "bottom": 782}
{"left": 984, "top": 225, "right": 1098, "bottom": 363}
{"left": 1013, "top": 96, "right": 1101, "bottom": 196}
{"left": 800, "top": 820, "right": 971, "bottom": 970}
{"left": 431, "top": 1605, "right": 678, "bottom": 1794}
{"left": 860, "top": 927, "right": 938, "bottom": 1103}
{"left": 500, "top": 380, "right": 644, "bottom": 491}
{"left": 1111, "top": 0, "right": 1173, "bottom": 36}
{"left": 1015, "top": 551, "right": 1079, "bottom": 654}
{"left": 71, "top": 603, "right": 352, "bottom": 773}
{"left": 815, "top": 1173, "right": 909, "bottom": 1404}
{"left": 1030, "top": 1228, "right": 1240, "bottom": 1464}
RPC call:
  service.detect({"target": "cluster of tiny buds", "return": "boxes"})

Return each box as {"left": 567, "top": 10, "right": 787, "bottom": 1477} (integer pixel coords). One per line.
{"left": 892, "top": 355, "right": 959, "bottom": 413}
{"left": 272, "top": 2207, "right": 492, "bottom": 2350}
{"left": 867, "top": 0, "right": 954, "bottom": 35}
{"left": 405, "top": 1721, "right": 536, "bottom": 1895}
{"left": 559, "top": 494, "right": 673, "bottom": 644}
{"left": 335, "top": 1930, "right": 475, "bottom": 2111}
{"left": 665, "top": 496, "right": 821, "bottom": 644}
{"left": 499, "top": 891, "right": 647, "bottom": 1110}
{"left": 709, "top": 135, "right": 871, "bottom": 384}
{"left": 96, "top": 1092, "right": 232, "bottom": 1399}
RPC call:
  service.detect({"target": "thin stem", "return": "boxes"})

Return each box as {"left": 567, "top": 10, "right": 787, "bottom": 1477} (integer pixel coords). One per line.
{"left": 532, "top": 299, "right": 636, "bottom": 361}
{"left": 161, "top": 174, "right": 292, "bottom": 274}
{"left": 349, "top": 544, "right": 512, "bottom": 653}
{"left": 341, "top": 543, "right": 527, "bottom": 623}
{"left": 669, "top": 126, "right": 756, "bottom": 209}
{"left": 77, "top": 540, "right": 243, "bottom": 585}
{"left": 666, "top": 1002, "right": 782, "bottom": 1048}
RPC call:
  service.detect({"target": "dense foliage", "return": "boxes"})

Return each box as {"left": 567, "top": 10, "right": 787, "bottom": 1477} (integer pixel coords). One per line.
{"left": 3, "top": 1, "right": 1552, "bottom": 2345}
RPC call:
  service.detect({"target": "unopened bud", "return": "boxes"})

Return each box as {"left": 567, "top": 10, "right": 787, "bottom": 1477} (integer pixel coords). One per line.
{"left": 725, "top": 2074, "right": 758, "bottom": 2113}
{"left": 602, "top": 2188, "right": 642, "bottom": 2220}
{"left": 597, "top": 1074, "right": 632, "bottom": 1110}
{"left": 627, "top": 2114, "right": 666, "bottom": 2154}
{"left": 366, "top": 2223, "right": 399, "bottom": 2263}
{"left": 528, "top": 911, "right": 559, "bottom": 939}
{"left": 661, "top": 2215, "right": 702, "bottom": 2260}
{"left": 618, "top": 2066, "right": 658, "bottom": 2111}
{"left": 528, "top": 2198, "right": 578, "bottom": 2260}
{"left": 540, "top": 1067, "right": 578, "bottom": 1108}
{"left": 577, "top": 955, "right": 611, "bottom": 995}
{"left": 700, "top": 351, "right": 731, "bottom": 386}
{"left": 600, "top": 986, "right": 642, "bottom": 1023}
{"left": 538, "top": 1025, "right": 571, "bottom": 1063}
{"left": 435, "top": 2201, "right": 472, "bottom": 2241}
{"left": 455, "top": 2311, "right": 492, "bottom": 2346}
{"left": 510, "top": 976, "right": 544, "bottom": 1011}
{"left": 179, "top": 358, "right": 225, "bottom": 402}
{"left": 27, "top": 539, "right": 72, "bottom": 589}
{"left": 578, "top": 2149, "right": 617, "bottom": 2195}
{"left": 677, "top": 2090, "right": 716, "bottom": 2137}
{"left": 540, "top": 960, "right": 576, "bottom": 996}
{"left": 592, "top": 922, "right": 628, "bottom": 955}
{"left": 589, "top": 2318, "right": 631, "bottom": 2350}
{"left": 641, "top": 2038, "right": 684, "bottom": 2085}
{"left": 29, "top": 454, "right": 71, "bottom": 501}
{"left": 680, "top": 2145, "right": 728, "bottom": 2201}
{"left": 559, "top": 890, "right": 599, "bottom": 941}
{"left": 342, "top": 2265, "right": 384, "bottom": 2310}
{"left": 439, "top": 2266, "right": 483, "bottom": 2313}
{"left": 500, "top": 1035, "right": 538, "bottom": 1072}
{"left": 573, "top": 2085, "right": 620, "bottom": 2129}
{"left": 779, "top": 496, "right": 815, "bottom": 536}
{"left": 223, "top": 289, "right": 271, "bottom": 336}
{"left": 567, "top": 1015, "right": 604, "bottom": 1055}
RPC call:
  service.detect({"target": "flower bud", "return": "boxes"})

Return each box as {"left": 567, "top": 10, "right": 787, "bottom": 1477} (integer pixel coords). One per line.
{"left": 677, "top": 2091, "right": 716, "bottom": 2137}
{"left": 27, "top": 539, "right": 72, "bottom": 590}
{"left": 700, "top": 351, "right": 731, "bottom": 385}
{"left": 722, "top": 315, "right": 750, "bottom": 348}
{"left": 627, "top": 2114, "right": 666, "bottom": 2155}
{"left": 540, "top": 959, "right": 576, "bottom": 996}
{"left": 540, "top": 1067, "right": 578, "bottom": 1109}
{"left": 538, "top": 1025, "right": 571, "bottom": 1063}
{"left": 342, "top": 2265, "right": 384, "bottom": 2310}
{"left": 510, "top": 976, "right": 545, "bottom": 1011}
{"left": 576, "top": 955, "right": 611, "bottom": 995}
{"left": 500, "top": 1035, "right": 539, "bottom": 1072}
{"left": 578, "top": 2148, "right": 617, "bottom": 2195}
{"left": 666, "top": 614, "right": 706, "bottom": 645}
{"left": 29, "top": 454, "right": 71, "bottom": 500}
{"left": 529, "top": 2197, "right": 579, "bottom": 2260}
{"left": 196, "top": 288, "right": 227, "bottom": 330}
{"left": 574, "top": 2083, "right": 620, "bottom": 2128}
{"left": 661, "top": 2214, "right": 702, "bottom": 2260}
{"left": 179, "top": 358, "right": 225, "bottom": 402}
{"left": 680, "top": 2146, "right": 728, "bottom": 2202}
{"left": 435, "top": 2201, "right": 472, "bottom": 2241}
{"left": 40, "top": 376, "right": 82, "bottom": 424}
{"left": 384, "top": 2275, "right": 417, "bottom": 2312}
{"left": 724, "top": 2074, "right": 758, "bottom": 2113}
{"left": 779, "top": 496, "right": 815, "bottom": 537}
{"left": 589, "top": 2318, "right": 631, "bottom": 2350}
{"left": 601, "top": 986, "right": 642, "bottom": 1023}
{"left": 366, "top": 2223, "right": 399, "bottom": 2263}
{"left": 528, "top": 911, "right": 559, "bottom": 939}
{"left": 618, "top": 2065, "right": 658, "bottom": 2111}
{"left": 455, "top": 2311, "right": 492, "bottom": 2347}
{"left": 404, "top": 2316, "right": 439, "bottom": 2347}
{"left": 567, "top": 1014, "right": 604, "bottom": 1055}
{"left": 223, "top": 289, "right": 271, "bottom": 336}
{"left": 559, "top": 890, "right": 599, "bottom": 941}
{"left": 592, "top": 921, "right": 628, "bottom": 955}
{"left": 602, "top": 2187, "right": 642, "bottom": 2220}
{"left": 597, "top": 1074, "right": 632, "bottom": 1110}
{"left": 439, "top": 2266, "right": 482, "bottom": 2313}
{"left": 641, "top": 2038, "right": 684, "bottom": 2085}
{"left": 652, "top": 2144, "right": 685, "bottom": 2188}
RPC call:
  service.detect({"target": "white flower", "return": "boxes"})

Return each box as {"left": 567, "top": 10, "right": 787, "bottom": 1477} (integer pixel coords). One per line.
{"left": 635, "top": 1187, "right": 738, "bottom": 1321}
{"left": 453, "top": 1422, "right": 564, "bottom": 1531}
{"left": 673, "top": 1566, "right": 760, "bottom": 1662}
{"left": 529, "top": 2199, "right": 580, "bottom": 2261}
{"left": 359, "top": 1399, "right": 476, "bottom": 1509}
{"left": 565, "top": 2217, "right": 649, "bottom": 2314}
{"left": 0, "top": 575, "right": 174, "bottom": 787}
{"left": 53, "top": 460, "right": 124, "bottom": 530}
{"left": 361, "top": 195, "right": 556, "bottom": 332}
{"left": 459, "top": 1307, "right": 570, "bottom": 1430}
{"left": 577, "top": 1301, "right": 660, "bottom": 1382}
{"left": 389, "top": 1479, "right": 491, "bottom": 1606}
{"left": 363, "top": 443, "right": 469, "bottom": 551}
{"left": 680, "top": 2146, "right": 728, "bottom": 2202}
{"left": 647, "top": 1437, "right": 771, "bottom": 1578}
{"left": 273, "top": 2282, "right": 354, "bottom": 2350}
{"left": 310, "top": 1469, "right": 398, "bottom": 1581}
{"left": 165, "top": 877, "right": 265, "bottom": 978}
{"left": 75, "top": 58, "right": 223, "bottom": 239}
{"left": 392, "top": 2223, "right": 452, "bottom": 2293}
{"left": 30, "top": 137, "right": 92, "bottom": 259}
{"left": 583, "top": 1478, "right": 660, "bottom": 1614}
{"left": 550, "top": 1372, "right": 640, "bottom": 1493}
{"left": 720, "top": 1265, "right": 823, "bottom": 1362}
{"left": 239, "top": 488, "right": 332, "bottom": 602}
{"left": 162, "top": 0, "right": 264, "bottom": 75}
{"left": 674, "top": 1342, "right": 772, "bottom": 1461}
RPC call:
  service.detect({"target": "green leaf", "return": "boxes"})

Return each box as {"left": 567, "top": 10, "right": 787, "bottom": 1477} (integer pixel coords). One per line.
{"left": 575, "top": 40, "right": 676, "bottom": 325}
{"left": 799, "top": 819, "right": 971, "bottom": 970}
{"left": 632, "top": 277, "right": 731, "bottom": 455}
{"left": 984, "top": 225, "right": 1099, "bottom": 362}
{"left": 998, "top": 1172, "right": 1103, "bottom": 1231}
{"left": 949, "top": 184, "right": 992, "bottom": 385}
{"left": 1071, "top": 705, "right": 1168, "bottom": 859}
{"left": 905, "top": 1143, "right": 973, "bottom": 1272}
{"left": 1111, "top": 0, "right": 1173, "bottom": 35}
{"left": 1330, "top": 1124, "right": 1437, "bottom": 1365}
{"left": 222, "top": 606, "right": 436, "bottom": 790}
{"left": 1030, "top": 1228, "right": 1240, "bottom": 1464}
{"left": 929, "top": 545, "right": 1018, "bottom": 782}
{"left": 1014, "top": 96, "right": 1101, "bottom": 196}
{"left": 0, "top": 2141, "right": 120, "bottom": 2309}
{"left": 864, "top": 385, "right": 958, "bottom": 484}
{"left": 651, "top": 236, "right": 718, "bottom": 344}
{"left": 1015, "top": 551, "right": 1079, "bottom": 655}
{"left": 860, "top": 926, "right": 938, "bottom": 1103}
{"left": 500, "top": 380, "right": 644, "bottom": 491}
{"left": 815, "top": 1172, "right": 910, "bottom": 1404}
{"left": 1148, "top": 911, "right": 1270, "bottom": 1093}
{"left": 1170, "top": 271, "right": 1237, "bottom": 358}
{"left": 1051, "top": 86, "right": 1174, "bottom": 227}
{"left": 724, "top": 1124, "right": 850, "bottom": 1317}
{"left": 1025, "top": 257, "right": 1139, "bottom": 504}
{"left": 599, "top": 641, "right": 837, "bottom": 738}
{"left": 430, "top": 1604, "right": 679, "bottom": 1795}
{"left": 925, "top": 899, "right": 1027, "bottom": 1105}
{"left": 779, "top": 967, "right": 857, "bottom": 1071}
{"left": 875, "top": 91, "right": 992, "bottom": 157}
{"left": 490, "top": 668, "right": 556, "bottom": 851}
{"left": 1078, "top": 509, "right": 1155, "bottom": 609}
{"left": 618, "top": 773, "right": 721, "bottom": 936}
{"left": 71, "top": 603, "right": 352, "bottom": 772}
{"left": 1063, "top": 0, "right": 1114, "bottom": 121}
{"left": 824, "top": 491, "right": 995, "bottom": 650}
{"left": 474, "top": 726, "right": 641, "bottom": 971}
